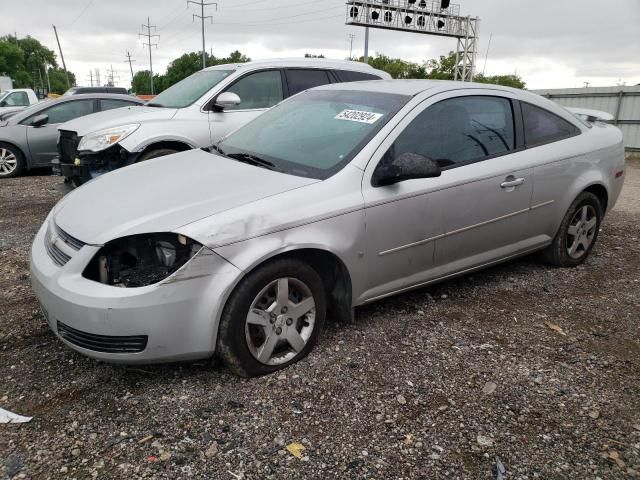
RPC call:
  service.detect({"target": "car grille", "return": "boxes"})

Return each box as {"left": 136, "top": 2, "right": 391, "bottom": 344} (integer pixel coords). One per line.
{"left": 54, "top": 223, "right": 85, "bottom": 251}
{"left": 58, "top": 130, "right": 81, "bottom": 164}
{"left": 57, "top": 321, "right": 148, "bottom": 353}
{"left": 45, "top": 239, "right": 71, "bottom": 266}
{"left": 44, "top": 222, "right": 86, "bottom": 266}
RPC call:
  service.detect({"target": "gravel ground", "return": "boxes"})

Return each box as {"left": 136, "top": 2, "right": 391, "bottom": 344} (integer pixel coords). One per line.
{"left": 1, "top": 162, "right": 639, "bottom": 479}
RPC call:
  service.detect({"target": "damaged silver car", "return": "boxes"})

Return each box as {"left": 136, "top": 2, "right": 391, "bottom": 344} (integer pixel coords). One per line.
{"left": 31, "top": 80, "right": 625, "bottom": 376}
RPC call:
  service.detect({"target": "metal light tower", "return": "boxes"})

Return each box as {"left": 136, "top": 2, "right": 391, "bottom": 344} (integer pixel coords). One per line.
{"left": 346, "top": 0, "right": 479, "bottom": 81}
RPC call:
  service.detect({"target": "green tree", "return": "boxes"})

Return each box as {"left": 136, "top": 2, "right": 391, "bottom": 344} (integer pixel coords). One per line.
{"left": 473, "top": 73, "right": 526, "bottom": 89}
{"left": 0, "top": 34, "right": 76, "bottom": 94}
{"left": 48, "top": 67, "right": 76, "bottom": 94}
{"left": 132, "top": 70, "right": 163, "bottom": 95}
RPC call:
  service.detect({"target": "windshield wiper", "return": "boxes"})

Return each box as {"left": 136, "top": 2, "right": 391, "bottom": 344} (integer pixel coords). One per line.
{"left": 146, "top": 102, "right": 165, "bottom": 108}
{"left": 226, "top": 152, "right": 276, "bottom": 171}
{"left": 208, "top": 143, "right": 226, "bottom": 156}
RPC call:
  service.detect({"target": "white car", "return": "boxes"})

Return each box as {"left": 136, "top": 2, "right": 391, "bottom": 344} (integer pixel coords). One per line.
{"left": 54, "top": 58, "right": 391, "bottom": 185}
{"left": 31, "top": 80, "right": 624, "bottom": 376}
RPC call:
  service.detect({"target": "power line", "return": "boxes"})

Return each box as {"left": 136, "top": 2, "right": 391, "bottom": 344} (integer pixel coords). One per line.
{"left": 68, "top": 0, "right": 95, "bottom": 27}
{"left": 187, "top": 0, "right": 217, "bottom": 69}
{"left": 139, "top": 17, "right": 159, "bottom": 94}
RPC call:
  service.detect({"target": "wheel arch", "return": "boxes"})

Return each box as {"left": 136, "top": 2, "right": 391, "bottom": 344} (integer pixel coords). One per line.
{"left": 221, "top": 246, "right": 355, "bottom": 325}
{"left": 139, "top": 140, "right": 194, "bottom": 156}
{"left": 582, "top": 182, "right": 609, "bottom": 214}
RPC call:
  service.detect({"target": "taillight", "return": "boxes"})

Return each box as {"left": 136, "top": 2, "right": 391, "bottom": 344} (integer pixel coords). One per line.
{"left": 615, "top": 170, "right": 624, "bottom": 179}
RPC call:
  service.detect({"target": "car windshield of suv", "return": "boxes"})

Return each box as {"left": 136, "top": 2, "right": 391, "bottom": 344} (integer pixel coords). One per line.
{"left": 217, "top": 89, "right": 409, "bottom": 179}
{"left": 148, "top": 70, "right": 233, "bottom": 108}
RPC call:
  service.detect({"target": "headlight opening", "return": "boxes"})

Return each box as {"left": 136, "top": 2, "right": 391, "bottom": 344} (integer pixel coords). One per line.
{"left": 83, "top": 233, "right": 202, "bottom": 288}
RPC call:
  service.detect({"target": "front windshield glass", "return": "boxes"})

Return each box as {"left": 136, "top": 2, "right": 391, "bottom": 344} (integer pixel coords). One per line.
{"left": 218, "top": 90, "right": 409, "bottom": 179}
{"left": 150, "top": 69, "right": 233, "bottom": 108}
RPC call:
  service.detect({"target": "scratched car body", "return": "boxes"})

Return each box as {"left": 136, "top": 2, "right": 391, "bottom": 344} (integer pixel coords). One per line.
{"left": 30, "top": 80, "right": 625, "bottom": 376}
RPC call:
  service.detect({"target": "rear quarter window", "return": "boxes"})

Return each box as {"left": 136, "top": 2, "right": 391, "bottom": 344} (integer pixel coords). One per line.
{"left": 521, "top": 102, "right": 580, "bottom": 147}
{"left": 285, "top": 69, "right": 332, "bottom": 96}
{"left": 336, "top": 70, "right": 383, "bottom": 82}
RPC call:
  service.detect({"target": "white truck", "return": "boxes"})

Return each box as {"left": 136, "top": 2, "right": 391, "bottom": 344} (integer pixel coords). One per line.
{"left": 0, "top": 88, "right": 40, "bottom": 113}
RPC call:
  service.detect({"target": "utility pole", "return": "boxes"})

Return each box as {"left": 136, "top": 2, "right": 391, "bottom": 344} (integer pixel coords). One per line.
{"left": 125, "top": 51, "right": 136, "bottom": 85}
{"left": 364, "top": 27, "right": 370, "bottom": 63}
{"left": 95, "top": 68, "right": 101, "bottom": 87}
{"left": 87, "top": 70, "right": 94, "bottom": 87}
{"left": 348, "top": 33, "right": 356, "bottom": 59}
{"left": 188, "top": 0, "right": 217, "bottom": 69}
{"left": 139, "top": 17, "right": 159, "bottom": 94}
{"left": 52, "top": 25, "right": 71, "bottom": 89}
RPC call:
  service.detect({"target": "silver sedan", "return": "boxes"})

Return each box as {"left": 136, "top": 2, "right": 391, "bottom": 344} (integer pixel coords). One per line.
{"left": 30, "top": 80, "right": 625, "bottom": 376}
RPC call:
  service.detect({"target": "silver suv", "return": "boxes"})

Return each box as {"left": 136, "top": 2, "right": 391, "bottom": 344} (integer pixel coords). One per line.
{"left": 54, "top": 58, "right": 390, "bottom": 185}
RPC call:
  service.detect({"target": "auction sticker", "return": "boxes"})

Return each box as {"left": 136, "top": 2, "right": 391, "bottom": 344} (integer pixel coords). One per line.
{"left": 335, "top": 109, "right": 383, "bottom": 124}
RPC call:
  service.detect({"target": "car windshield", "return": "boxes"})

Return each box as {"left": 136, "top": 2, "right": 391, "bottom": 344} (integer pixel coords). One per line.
{"left": 218, "top": 89, "right": 409, "bottom": 179}
{"left": 148, "top": 69, "right": 233, "bottom": 108}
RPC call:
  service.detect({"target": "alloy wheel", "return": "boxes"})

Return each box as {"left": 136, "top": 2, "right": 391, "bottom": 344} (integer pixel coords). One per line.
{"left": 0, "top": 148, "right": 17, "bottom": 176}
{"left": 245, "top": 277, "right": 316, "bottom": 366}
{"left": 566, "top": 205, "right": 597, "bottom": 259}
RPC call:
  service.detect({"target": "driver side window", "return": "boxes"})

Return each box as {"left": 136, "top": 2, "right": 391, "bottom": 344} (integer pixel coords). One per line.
{"left": 4, "top": 92, "right": 29, "bottom": 106}
{"left": 385, "top": 95, "right": 516, "bottom": 169}
{"left": 35, "top": 99, "right": 95, "bottom": 125}
{"left": 223, "top": 70, "right": 284, "bottom": 111}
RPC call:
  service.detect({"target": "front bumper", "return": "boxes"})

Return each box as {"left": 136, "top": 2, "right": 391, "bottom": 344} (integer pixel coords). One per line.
{"left": 30, "top": 219, "right": 242, "bottom": 364}
{"left": 53, "top": 145, "right": 138, "bottom": 184}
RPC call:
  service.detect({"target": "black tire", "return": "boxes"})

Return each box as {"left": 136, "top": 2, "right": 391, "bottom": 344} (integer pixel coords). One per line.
{"left": 542, "top": 192, "right": 602, "bottom": 267}
{"left": 136, "top": 148, "right": 179, "bottom": 162}
{"left": 217, "top": 258, "right": 326, "bottom": 377}
{"left": 0, "top": 142, "right": 25, "bottom": 178}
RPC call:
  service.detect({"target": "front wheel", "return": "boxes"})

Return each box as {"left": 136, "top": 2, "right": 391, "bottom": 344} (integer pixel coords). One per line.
{"left": 0, "top": 143, "right": 25, "bottom": 178}
{"left": 542, "top": 191, "right": 602, "bottom": 267}
{"left": 216, "top": 258, "right": 326, "bottom": 377}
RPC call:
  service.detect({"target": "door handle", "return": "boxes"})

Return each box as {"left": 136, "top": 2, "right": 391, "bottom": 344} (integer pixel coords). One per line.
{"left": 500, "top": 177, "right": 525, "bottom": 189}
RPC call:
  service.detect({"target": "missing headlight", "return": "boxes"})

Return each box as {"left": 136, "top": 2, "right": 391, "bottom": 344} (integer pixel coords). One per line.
{"left": 83, "top": 233, "right": 202, "bottom": 288}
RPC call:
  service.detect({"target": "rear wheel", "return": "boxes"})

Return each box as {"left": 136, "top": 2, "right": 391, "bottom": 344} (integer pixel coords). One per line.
{"left": 217, "top": 258, "right": 326, "bottom": 377}
{"left": 0, "top": 143, "right": 24, "bottom": 178}
{"left": 542, "top": 192, "right": 602, "bottom": 267}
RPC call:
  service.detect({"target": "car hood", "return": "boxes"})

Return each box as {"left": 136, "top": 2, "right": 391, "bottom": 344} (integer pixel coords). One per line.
{"left": 59, "top": 105, "right": 178, "bottom": 136}
{"left": 53, "top": 149, "right": 318, "bottom": 245}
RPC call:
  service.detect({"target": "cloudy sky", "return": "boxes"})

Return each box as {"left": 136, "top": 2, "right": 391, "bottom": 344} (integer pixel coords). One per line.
{"left": 2, "top": 0, "right": 639, "bottom": 90}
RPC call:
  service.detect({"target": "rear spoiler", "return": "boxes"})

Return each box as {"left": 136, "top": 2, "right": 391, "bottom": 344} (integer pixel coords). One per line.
{"left": 567, "top": 107, "right": 614, "bottom": 123}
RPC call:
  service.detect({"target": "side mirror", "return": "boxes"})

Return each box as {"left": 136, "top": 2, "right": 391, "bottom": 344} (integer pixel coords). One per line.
{"left": 372, "top": 152, "right": 441, "bottom": 187}
{"left": 214, "top": 92, "right": 241, "bottom": 111}
{"left": 0, "top": 100, "right": 6, "bottom": 107}
{"left": 31, "top": 114, "right": 49, "bottom": 127}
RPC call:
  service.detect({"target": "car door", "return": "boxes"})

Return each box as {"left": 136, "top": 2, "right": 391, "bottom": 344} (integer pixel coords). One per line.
{"left": 24, "top": 99, "right": 96, "bottom": 165}
{"left": 208, "top": 69, "right": 285, "bottom": 142}
{"left": 360, "top": 91, "right": 531, "bottom": 302}
{"left": 427, "top": 93, "right": 533, "bottom": 275}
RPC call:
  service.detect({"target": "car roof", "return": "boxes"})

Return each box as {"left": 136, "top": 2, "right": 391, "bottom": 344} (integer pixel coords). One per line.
{"left": 311, "top": 79, "right": 528, "bottom": 96}
{"left": 204, "top": 58, "right": 383, "bottom": 74}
